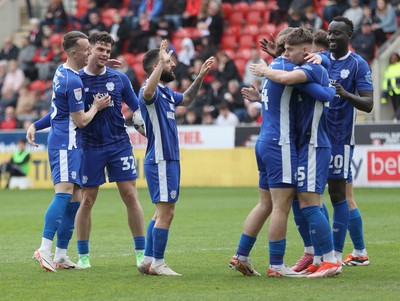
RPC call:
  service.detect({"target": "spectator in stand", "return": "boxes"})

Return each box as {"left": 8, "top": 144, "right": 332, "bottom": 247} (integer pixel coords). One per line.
{"left": 82, "top": 12, "right": 107, "bottom": 36}
{"left": 116, "top": 54, "right": 141, "bottom": 94}
{"left": 17, "top": 36, "right": 37, "bottom": 81}
{"left": 108, "top": 13, "right": 130, "bottom": 58}
{"left": 214, "top": 50, "right": 242, "bottom": 88}
{"left": 243, "top": 48, "right": 264, "bottom": 87}
{"left": 351, "top": 20, "right": 376, "bottom": 63}
{"left": 33, "top": 87, "right": 52, "bottom": 117}
{"left": 188, "top": 85, "right": 209, "bottom": 119}
{"left": 372, "top": 0, "right": 398, "bottom": 46}
{"left": 197, "top": 0, "right": 223, "bottom": 47}
{"left": 41, "top": 0, "right": 68, "bottom": 33}
{"left": 323, "top": 0, "right": 350, "bottom": 23}
{"left": 303, "top": 6, "right": 323, "bottom": 32}
{"left": 171, "top": 53, "right": 190, "bottom": 83}
{"left": 178, "top": 38, "right": 195, "bottom": 67}
{"left": 270, "top": 0, "right": 292, "bottom": 25}
{"left": 0, "top": 37, "right": 19, "bottom": 61}
{"left": 138, "top": 0, "right": 163, "bottom": 23}
{"left": 182, "top": 0, "right": 202, "bottom": 27}
{"left": 0, "top": 88, "right": 17, "bottom": 119}
{"left": 175, "top": 106, "right": 188, "bottom": 125}
{"left": 28, "top": 18, "right": 44, "bottom": 47}
{"left": 80, "top": 0, "right": 100, "bottom": 28}
{"left": 287, "top": 9, "right": 304, "bottom": 28}
{"left": 381, "top": 53, "right": 400, "bottom": 122}
{"left": 195, "top": 36, "right": 217, "bottom": 62}
{"left": 215, "top": 102, "right": 239, "bottom": 126}
{"left": 32, "top": 36, "right": 55, "bottom": 81}
{"left": 207, "top": 78, "right": 226, "bottom": 118}
{"left": 0, "top": 106, "right": 20, "bottom": 130}
{"left": 243, "top": 103, "right": 262, "bottom": 125}
{"left": 2, "top": 60, "right": 25, "bottom": 96}
{"left": 128, "top": 12, "right": 153, "bottom": 54}
{"left": 224, "top": 79, "right": 247, "bottom": 122}
{"left": 126, "top": 0, "right": 141, "bottom": 29}
{"left": 162, "top": 0, "right": 186, "bottom": 30}
{"left": 0, "top": 60, "right": 7, "bottom": 93}
{"left": 344, "top": 0, "right": 364, "bottom": 31}
{"left": 201, "top": 111, "right": 214, "bottom": 125}
{"left": 148, "top": 17, "right": 173, "bottom": 50}
{"left": 183, "top": 108, "right": 200, "bottom": 125}
{"left": 15, "top": 80, "right": 37, "bottom": 123}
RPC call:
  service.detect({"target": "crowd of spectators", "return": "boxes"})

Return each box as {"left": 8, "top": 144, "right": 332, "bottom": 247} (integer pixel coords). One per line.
{"left": 0, "top": 0, "right": 399, "bottom": 129}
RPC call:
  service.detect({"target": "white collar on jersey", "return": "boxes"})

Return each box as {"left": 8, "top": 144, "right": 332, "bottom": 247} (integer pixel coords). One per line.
{"left": 158, "top": 83, "right": 166, "bottom": 88}
{"left": 63, "top": 63, "right": 79, "bottom": 74}
{"left": 330, "top": 51, "right": 351, "bottom": 61}
{"left": 83, "top": 66, "right": 107, "bottom": 76}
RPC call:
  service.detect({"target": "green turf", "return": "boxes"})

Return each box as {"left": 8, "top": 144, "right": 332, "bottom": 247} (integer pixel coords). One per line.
{"left": 1, "top": 187, "right": 399, "bottom": 301}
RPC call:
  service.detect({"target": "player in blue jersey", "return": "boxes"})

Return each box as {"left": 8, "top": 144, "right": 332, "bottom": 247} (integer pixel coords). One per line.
{"left": 137, "top": 40, "right": 214, "bottom": 276}
{"left": 73, "top": 31, "right": 146, "bottom": 269}
{"left": 28, "top": 31, "right": 111, "bottom": 272}
{"left": 229, "top": 28, "right": 336, "bottom": 277}
{"left": 254, "top": 27, "right": 341, "bottom": 278}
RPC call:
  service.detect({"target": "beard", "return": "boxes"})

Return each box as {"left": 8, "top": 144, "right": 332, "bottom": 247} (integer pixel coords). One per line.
{"left": 160, "top": 70, "right": 175, "bottom": 83}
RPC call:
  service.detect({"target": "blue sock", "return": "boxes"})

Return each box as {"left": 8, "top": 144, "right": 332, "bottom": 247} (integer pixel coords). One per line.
{"left": 292, "top": 199, "right": 312, "bottom": 247}
{"left": 42, "top": 193, "right": 72, "bottom": 240}
{"left": 134, "top": 236, "right": 145, "bottom": 250}
{"left": 302, "top": 206, "right": 334, "bottom": 254}
{"left": 236, "top": 233, "right": 256, "bottom": 257}
{"left": 153, "top": 227, "right": 169, "bottom": 259}
{"left": 144, "top": 220, "right": 155, "bottom": 257}
{"left": 321, "top": 202, "right": 330, "bottom": 223}
{"left": 77, "top": 240, "right": 89, "bottom": 255}
{"left": 56, "top": 202, "right": 80, "bottom": 249}
{"left": 269, "top": 239, "right": 286, "bottom": 265}
{"left": 348, "top": 208, "right": 365, "bottom": 250}
{"left": 332, "top": 199, "right": 350, "bottom": 252}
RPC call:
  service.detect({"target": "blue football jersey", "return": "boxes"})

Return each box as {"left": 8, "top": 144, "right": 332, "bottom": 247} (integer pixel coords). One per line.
{"left": 294, "top": 62, "right": 331, "bottom": 148}
{"left": 79, "top": 67, "right": 139, "bottom": 150}
{"left": 323, "top": 51, "right": 374, "bottom": 145}
{"left": 139, "top": 83, "right": 183, "bottom": 164}
{"left": 48, "top": 64, "right": 85, "bottom": 150}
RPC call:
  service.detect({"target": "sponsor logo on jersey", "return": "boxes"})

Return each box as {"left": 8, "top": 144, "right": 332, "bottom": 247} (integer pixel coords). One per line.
{"left": 74, "top": 88, "right": 82, "bottom": 100}
{"left": 167, "top": 111, "right": 175, "bottom": 119}
{"left": 106, "top": 82, "right": 115, "bottom": 91}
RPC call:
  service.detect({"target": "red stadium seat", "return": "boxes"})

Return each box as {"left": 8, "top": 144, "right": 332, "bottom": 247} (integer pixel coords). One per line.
{"left": 101, "top": 8, "right": 118, "bottom": 27}
{"left": 236, "top": 48, "right": 252, "bottom": 61}
{"left": 246, "top": 11, "right": 261, "bottom": 25}
{"left": 242, "top": 24, "right": 260, "bottom": 38}
{"left": 132, "top": 62, "right": 146, "bottom": 84}
{"left": 232, "top": 2, "right": 249, "bottom": 17}
{"left": 134, "top": 52, "right": 146, "bottom": 64}
{"left": 221, "top": 35, "right": 237, "bottom": 50}
{"left": 249, "top": 1, "right": 267, "bottom": 13}
{"left": 234, "top": 58, "right": 247, "bottom": 78}
{"left": 224, "top": 25, "right": 241, "bottom": 39}
{"left": 173, "top": 27, "right": 191, "bottom": 39}
{"left": 224, "top": 48, "right": 236, "bottom": 60}
{"left": 260, "top": 23, "right": 277, "bottom": 37}
{"left": 123, "top": 53, "right": 135, "bottom": 67}
{"left": 171, "top": 37, "right": 184, "bottom": 52}
{"left": 229, "top": 11, "right": 244, "bottom": 27}
{"left": 49, "top": 33, "right": 63, "bottom": 46}
{"left": 261, "top": 10, "right": 271, "bottom": 24}
{"left": 238, "top": 35, "right": 254, "bottom": 49}
{"left": 221, "top": 2, "right": 233, "bottom": 20}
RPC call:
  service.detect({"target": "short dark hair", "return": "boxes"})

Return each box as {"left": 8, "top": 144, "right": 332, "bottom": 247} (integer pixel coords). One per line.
{"left": 313, "top": 29, "right": 329, "bottom": 51}
{"left": 62, "top": 31, "right": 88, "bottom": 52}
{"left": 88, "top": 31, "right": 114, "bottom": 46}
{"left": 286, "top": 27, "right": 313, "bottom": 46}
{"left": 332, "top": 16, "right": 354, "bottom": 33}
{"left": 142, "top": 49, "right": 160, "bottom": 75}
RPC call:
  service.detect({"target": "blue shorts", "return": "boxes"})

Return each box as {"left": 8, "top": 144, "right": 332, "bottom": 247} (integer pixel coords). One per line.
{"left": 144, "top": 160, "right": 180, "bottom": 203}
{"left": 328, "top": 144, "right": 354, "bottom": 180}
{"left": 263, "top": 141, "right": 297, "bottom": 188}
{"left": 82, "top": 147, "right": 138, "bottom": 187}
{"left": 48, "top": 148, "right": 82, "bottom": 186}
{"left": 255, "top": 140, "right": 269, "bottom": 190}
{"left": 297, "top": 145, "right": 330, "bottom": 194}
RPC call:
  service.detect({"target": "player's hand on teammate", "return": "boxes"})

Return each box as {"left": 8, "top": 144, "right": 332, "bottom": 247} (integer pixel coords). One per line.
{"left": 249, "top": 60, "right": 268, "bottom": 77}
{"left": 331, "top": 82, "right": 349, "bottom": 98}
{"left": 26, "top": 124, "right": 38, "bottom": 147}
{"left": 305, "top": 53, "right": 322, "bottom": 64}
{"left": 93, "top": 93, "right": 111, "bottom": 111}
{"left": 159, "top": 40, "right": 173, "bottom": 65}
{"left": 199, "top": 57, "right": 215, "bottom": 77}
{"left": 242, "top": 84, "right": 262, "bottom": 103}
{"left": 106, "top": 59, "right": 122, "bottom": 69}
{"left": 260, "top": 34, "right": 276, "bottom": 58}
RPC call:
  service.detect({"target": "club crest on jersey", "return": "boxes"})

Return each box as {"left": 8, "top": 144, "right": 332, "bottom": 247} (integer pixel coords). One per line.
{"left": 74, "top": 88, "right": 82, "bottom": 100}
{"left": 71, "top": 171, "right": 77, "bottom": 180}
{"left": 106, "top": 82, "right": 115, "bottom": 91}
{"left": 170, "top": 190, "right": 177, "bottom": 200}
{"left": 340, "top": 69, "right": 350, "bottom": 79}
{"left": 82, "top": 175, "right": 88, "bottom": 184}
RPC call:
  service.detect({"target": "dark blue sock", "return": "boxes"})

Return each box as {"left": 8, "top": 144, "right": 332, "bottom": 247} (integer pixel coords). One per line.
{"left": 321, "top": 202, "right": 330, "bottom": 223}
{"left": 292, "top": 199, "right": 312, "bottom": 247}
{"left": 56, "top": 202, "right": 80, "bottom": 249}
{"left": 42, "top": 193, "right": 72, "bottom": 240}
{"left": 77, "top": 240, "right": 89, "bottom": 255}
{"left": 348, "top": 208, "right": 365, "bottom": 250}
{"left": 332, "top": 199, "right": 350, "bottom": 252}
{"left": 134, "top": 236, "right": 145, "bottom": 250}
{"left": 153, "top": 227, "right": 169, "bottom": 259}
{"left": 236, "top": 233, "right": 256, "bottom": 257}
{"left": 144, "top": 220, "right": 155, "bottom": 257}
{"left": 269, "top": 239, "right": 286, "bottom": 265}
{"left": 302, "top": 206, "right": 334, "bottom": 254}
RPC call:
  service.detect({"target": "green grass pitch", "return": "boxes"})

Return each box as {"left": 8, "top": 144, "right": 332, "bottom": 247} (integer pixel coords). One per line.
{"left": 1, "top": 187, "right": 399, "bottom": 301}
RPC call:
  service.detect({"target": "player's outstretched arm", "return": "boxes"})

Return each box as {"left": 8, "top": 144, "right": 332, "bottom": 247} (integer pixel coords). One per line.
{"left": 26, "top": 113, "right": 51, "bottom": 147}
{"left": 181, "top": 56, "right": 214, "bottom": 106}
{"left": 332, "top": 83, "right": 373, "bottom": 113}
{"left": 71, "top": 93, "right": 111, "bottom": 128}
{"left": 241, "top": 84, "right": 261, "bottom": 103}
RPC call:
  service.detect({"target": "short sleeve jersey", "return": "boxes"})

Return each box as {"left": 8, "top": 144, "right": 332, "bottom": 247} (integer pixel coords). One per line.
{"left": 48, "top": 64, "right": 85, "bottom": 150}
{"left": 323, "top": 51, "right": 374, "bottom": 145}
{"left": 79, "top": 67, "right": 139, "bottom": 150}
{"left": 139, "top": 83, "right": 183, "bottom": 164}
